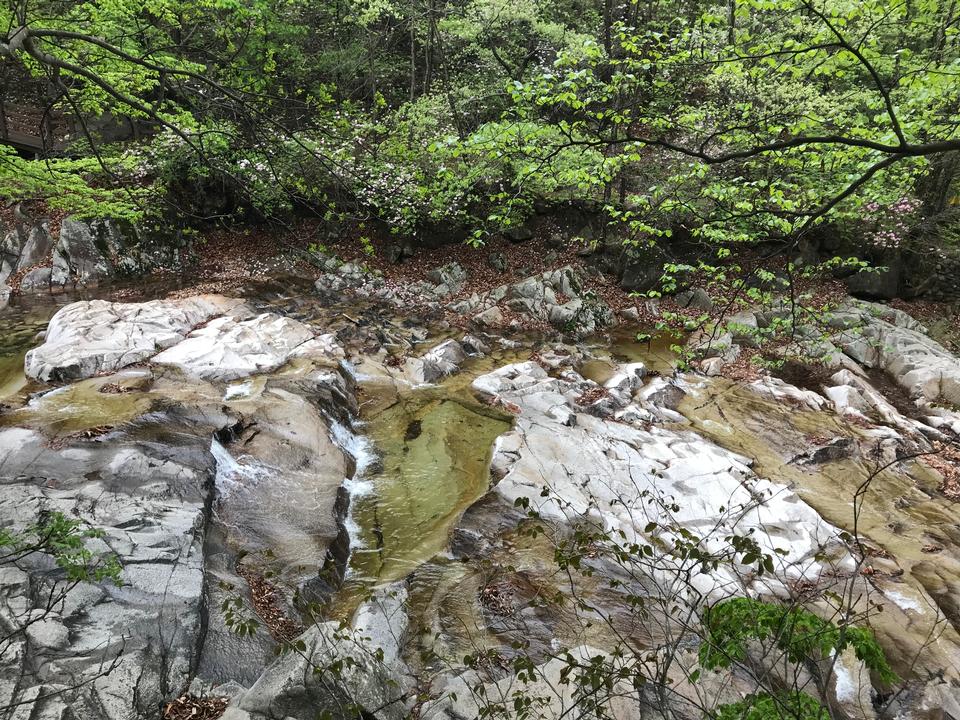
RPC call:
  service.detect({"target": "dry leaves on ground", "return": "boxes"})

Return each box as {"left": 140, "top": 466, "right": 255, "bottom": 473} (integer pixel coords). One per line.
{"left": 163, "top": 695, "right": 228, "bottom": 720}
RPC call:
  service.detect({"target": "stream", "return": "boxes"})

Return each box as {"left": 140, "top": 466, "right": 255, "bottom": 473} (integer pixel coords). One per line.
{"left": 3, "top": 280, "right": 960, "bottom": 720}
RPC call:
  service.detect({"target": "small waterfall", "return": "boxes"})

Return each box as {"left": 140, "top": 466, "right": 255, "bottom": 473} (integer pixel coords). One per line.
{"left": 328, "top": 420, "right": 377, "bottom": 557}
{"left": 209, "top": 438, "right": 271, "bottom": 496}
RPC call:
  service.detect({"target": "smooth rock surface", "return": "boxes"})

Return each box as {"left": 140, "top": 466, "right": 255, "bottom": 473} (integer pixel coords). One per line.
{"left": 153, "top": 313, "right": 341, "bottom": 381}
{"left": 25, "top": 295, "right": 241, "bottom": 382}
{"left": 472, "top": 362, "right": 852, "bottom": 596}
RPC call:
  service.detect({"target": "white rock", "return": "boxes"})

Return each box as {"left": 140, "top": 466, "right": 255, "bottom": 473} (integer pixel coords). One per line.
{"left": 25, "top": 295, "right": 241, "bottom": 382}
{"left": 833, "top": 301, "right": 960, "bottom": 407}
{"left": 153, "top": 313, "right": 341, "bottom": 381}
{"left": 26, "top": 617, "right": 70, "bottom": 650}
{"left": 472, "top": 362, "right": 852, "bottom": 597}
{"left": 604, "top": 362, "right": 646, "bottom": 395}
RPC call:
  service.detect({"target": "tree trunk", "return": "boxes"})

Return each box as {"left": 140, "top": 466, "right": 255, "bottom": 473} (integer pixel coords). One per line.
{"left": 727, "top": 0, "right": 736, "bottom": 45}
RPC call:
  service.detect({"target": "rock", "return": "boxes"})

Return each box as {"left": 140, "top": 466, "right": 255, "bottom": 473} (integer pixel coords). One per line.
{"left": 25, "top": 616, "right": 70, "bottom": 649}
{"left": 0, "top": 226, "right": 27, "bottom": 286}
{"left": 725, "top": 311, "right": 760, "bottom": 346}
{"left": 546, "top": 231, "right": 566, "bottom": 249}
{"left": 604, "top": 362, "right": 646, "bottom": 396}
{"left": 461, "top": 334, "right": 490, "bottom": 355}
{"left": 231, "top": 618, "right": 411, "bottom": 720}
{"left": 832, "top": 301, "right": 960, "bottom": 407}
{"left": 748, "top": 376, "right": 826, "bottom": 411}
{"left": 845, "top": 253, "right": 901, "bottom": 300}
{"left": 548, "top": 299, "right": 584, "bottom": 328}
{"left": 508, "top": 276, "right": 548, "bottom": 301}
{"left": 504, "top": 224, "right": 534, "bottom": 242}
{"left": 351, "top": 584, "right": 408, "bottom": 664}
{"left": 17, "top": 225, "right": 54, "bottom": 270}
{"left": 425, "top": 646, "right": 641, "bottom": 720}
{"left": 700, "top": 357, "right": 725, "bottom": 376}
{"left": 0, "top": 422, "right": 215, "bottom": 719}
{"left": 384, "top": 242, "right": 414, "bottom": 264}
{"left": 153, "top": 313, "right": 341, "bottom": 381}
{"left": 823, "top": 384, "right": 870, "bottom": 415}
{"left": 487, "top": 251, "right": 508, "bottom": 272}
{"left": 471, "top": 362, "right": 852, "bottom": 594}
{"left": 473, "top": 306, "right": 504, "bottom": 327}
{"left": 51, "top": 218, "right": 127, "bottom": 286}
{"left": 829, "top": 649, "right": 877, "bottom": 720}
{"left": 794, "top": 437, "right": 859, "bottom": 465}
{"left": 25, "top": 295, "right": 242, "bottom": 382}
{"left": 405, "top": 340, "right": 467, "bottom": 383}
{"left": 676, "top": 287, "right": 714, "bottom": 311}
{"left": 19, "top": 266, "right": 51, "bottom": 292}
{"left": 427, "top": 262, "right": 467, "bottom": 295}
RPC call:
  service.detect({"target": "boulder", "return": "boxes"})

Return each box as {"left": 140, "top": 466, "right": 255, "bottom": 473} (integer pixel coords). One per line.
{"left": 153, "top": 313, "right": 341, "bottom": 381}
{"left": 504, "top": 224, "right": 535, "bottom": 242}
{"left": 24, "top": 295, "right": 242, "bottom": 382}
{"left": 473, "top": 306, "right": 504, "bottom": 327}
{"left": 427, "top": 262, "right": 467, "bottom": 295}
{"left": 676, "top": 287, "right": 714, "bottom": 311}
{"left": 844, "top": 252, "right": 902, "bottom": 300}
{"left": 19, "top": 266, "right": 51, "bottom": 292}
{"left": 51, "top": 218, "right": 124, "bottom": 286}
{"left": 487, "top": 251, "right": 508, "bottom": 272}
{"left": 0, "top": 226, "right": 26, "bottom": 286}
{"left": 17, "top": 224, "right": 54, "bottom": 271}
{"left": 404, "top": 340, "right": 467, "bottom": 384}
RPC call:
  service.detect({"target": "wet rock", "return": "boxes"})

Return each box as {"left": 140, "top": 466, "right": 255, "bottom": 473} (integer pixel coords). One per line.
{"left": 471, "top": 362, "right": 852, "bottom": 594}
{"left": 25, "top": 295, "right": 242, "bottom": 383}
{"left": 461, "top": 334, "right": 490, "bottom": 355}
{"left": 604, "top": 362, "right": 646, "bottom": 397}
{"left": 405, "top": 339, "right": 466, "bottom": 383}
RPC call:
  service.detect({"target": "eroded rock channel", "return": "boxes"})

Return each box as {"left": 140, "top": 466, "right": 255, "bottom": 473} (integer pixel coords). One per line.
{"left": 2, "top": 282, "right": 960, "bottom": 720}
